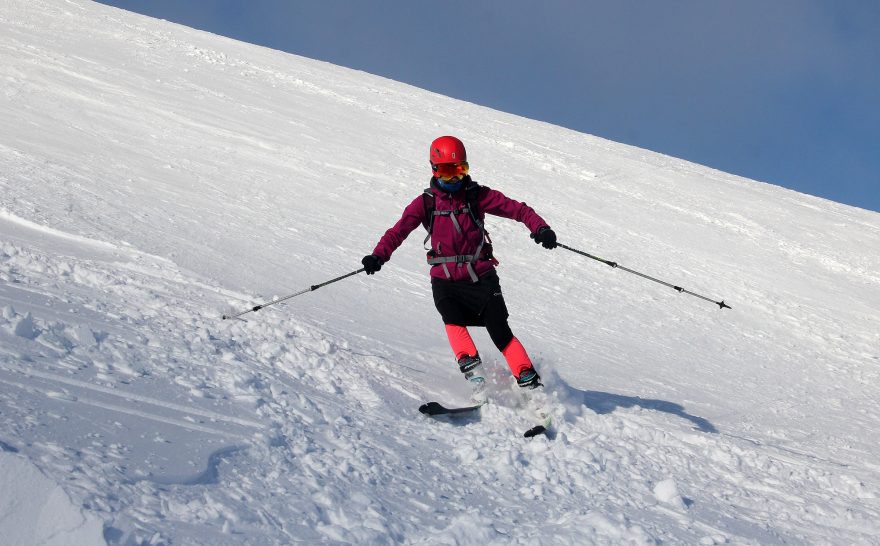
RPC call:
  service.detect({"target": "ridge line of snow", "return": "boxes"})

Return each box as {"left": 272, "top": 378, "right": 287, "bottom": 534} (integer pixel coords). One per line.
{"left": 0, "top": 374, "right": 250, "bottom": 440}
{"left": 0, "top": 207, "right": 121, "bottom": 251}
{"left": 0, "top": 363, "right": 263, "bottom": 429}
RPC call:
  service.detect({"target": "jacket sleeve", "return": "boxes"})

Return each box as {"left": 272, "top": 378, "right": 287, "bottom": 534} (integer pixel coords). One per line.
{"left": 370, "top": 195, "right": 426, "bottom": 262}
{"left": 479, "top": 186, "right": 549, "bottom": 234}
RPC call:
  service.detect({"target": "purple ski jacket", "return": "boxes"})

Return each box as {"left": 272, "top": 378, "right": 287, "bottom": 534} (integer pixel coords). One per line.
{"left": 371, "top": 178, "right": 550, "bottom": 282}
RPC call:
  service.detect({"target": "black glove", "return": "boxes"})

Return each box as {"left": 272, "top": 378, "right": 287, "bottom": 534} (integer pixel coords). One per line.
{"left": 532, "top": 227, "right": 557, "bottom": 249}
{"left": 361, "top": 254, "right": 384, "bottom": 275}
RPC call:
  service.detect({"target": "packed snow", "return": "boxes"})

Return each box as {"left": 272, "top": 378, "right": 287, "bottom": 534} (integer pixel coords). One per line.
{"left": 1, "top": 1, "right": 879, "bottom": 544}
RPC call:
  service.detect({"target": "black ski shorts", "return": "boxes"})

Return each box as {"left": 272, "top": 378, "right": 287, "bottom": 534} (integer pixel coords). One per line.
{"left": 431, "top": 271, "right": 514, "bottom": 351}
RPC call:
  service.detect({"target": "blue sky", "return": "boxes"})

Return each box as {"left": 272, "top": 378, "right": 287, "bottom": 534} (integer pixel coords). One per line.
{"left": 97, "top": 1, "right": 879, "bottom": 212}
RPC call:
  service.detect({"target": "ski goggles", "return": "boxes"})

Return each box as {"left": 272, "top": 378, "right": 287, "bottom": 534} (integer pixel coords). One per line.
{"left": 432, "top": 161, "right": 469, "bottom": 181}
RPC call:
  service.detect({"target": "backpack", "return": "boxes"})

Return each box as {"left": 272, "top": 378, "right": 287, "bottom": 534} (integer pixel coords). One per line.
{"left": 420, "top": 181, "right": 495, "bottom": 282}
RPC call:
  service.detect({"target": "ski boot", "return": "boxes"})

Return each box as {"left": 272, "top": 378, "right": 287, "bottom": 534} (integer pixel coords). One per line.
{"left": 458, "top": 354, "right": 488, "bottom": 404}
{"left": 516, "top": 367, "right": 542, "bottom": 389}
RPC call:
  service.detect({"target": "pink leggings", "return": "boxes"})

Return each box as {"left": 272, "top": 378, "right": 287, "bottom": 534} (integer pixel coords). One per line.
{"left": 445, "top": 324, "right": 533, "bottom": 378}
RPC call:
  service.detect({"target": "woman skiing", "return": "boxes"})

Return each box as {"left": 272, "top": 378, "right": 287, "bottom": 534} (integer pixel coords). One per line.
{"left": 361, "top": 136, "right": 557, "bottom": 397}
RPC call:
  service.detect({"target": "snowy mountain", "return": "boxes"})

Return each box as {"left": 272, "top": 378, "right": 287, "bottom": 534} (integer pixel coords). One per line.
{"left": 2, "top": 1, "right": 879, "bottom": 544}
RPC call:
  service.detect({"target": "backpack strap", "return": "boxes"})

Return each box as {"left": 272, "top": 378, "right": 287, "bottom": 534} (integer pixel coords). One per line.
{"left": 421, "top": 184, "right": 477, "bottom": 247}
{"left": 422, "top": 187, "right": 435, "bottom": 250}
{"left": 463, "top": 184, "right": 487, "bottom": 281}
{"left": 421, "top": 187, "right": 434, "bottom": 231}
{"left": 464, "top": 184, "right": 486, "bottom": 233}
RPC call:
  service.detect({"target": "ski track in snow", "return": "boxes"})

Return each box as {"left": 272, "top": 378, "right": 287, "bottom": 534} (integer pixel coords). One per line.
{"left": 2, "top": 1, "right": 880, "bottom": 544}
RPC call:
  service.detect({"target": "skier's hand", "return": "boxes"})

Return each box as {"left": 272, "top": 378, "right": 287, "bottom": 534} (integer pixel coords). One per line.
{"left": 362, "top": 254, "right": 384, "bottom": 275}
{"left": 532, "top": 227, "right": 557, "bottom": 249}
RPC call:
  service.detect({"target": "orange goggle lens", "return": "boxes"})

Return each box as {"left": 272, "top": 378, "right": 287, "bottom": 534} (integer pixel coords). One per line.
{"left": 432, "top": 161, "right": 469, "bottom": 180}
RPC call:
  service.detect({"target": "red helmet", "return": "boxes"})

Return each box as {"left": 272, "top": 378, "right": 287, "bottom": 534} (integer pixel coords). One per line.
{"left": 429, "top": 136, "right": 467, "bottom": 166}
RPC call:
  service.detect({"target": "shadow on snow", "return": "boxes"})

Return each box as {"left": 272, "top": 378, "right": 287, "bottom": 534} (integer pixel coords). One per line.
{"left": 577, "top": 389, "right": 718, "bottom": 433}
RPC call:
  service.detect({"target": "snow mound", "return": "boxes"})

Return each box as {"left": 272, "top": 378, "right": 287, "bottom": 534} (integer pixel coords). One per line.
{"left": 0, "top": 452, "right": 105, "bottom": 546}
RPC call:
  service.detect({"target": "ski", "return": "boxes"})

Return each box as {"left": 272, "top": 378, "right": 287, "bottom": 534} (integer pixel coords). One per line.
{"left": 418, "top": 401, "right": 484, "bottom": 416}
{"left": 523, "top": 424, "right": 547, "bottom": 438}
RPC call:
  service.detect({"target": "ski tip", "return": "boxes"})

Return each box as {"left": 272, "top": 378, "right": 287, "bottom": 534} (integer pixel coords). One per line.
{"left": 419, "top": 401, "right": 484, "bottom": 416}
{"left": 419, "top": 402, "right": 445, "bottom": 416}
{"left": 523, "top": 425, "right": 547, "bottom": 438}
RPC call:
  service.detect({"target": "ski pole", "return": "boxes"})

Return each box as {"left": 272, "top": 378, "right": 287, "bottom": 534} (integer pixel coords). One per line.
{"left": 557, "top": 243, "right": 731, "bottom": 310}
{"left": 222, "top": 268, "right": 366, "bottom": 320}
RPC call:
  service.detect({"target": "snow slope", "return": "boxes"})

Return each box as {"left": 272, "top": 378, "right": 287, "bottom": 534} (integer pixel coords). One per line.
{"left": 1, "top": 1, "right": 879, "bottom": 544}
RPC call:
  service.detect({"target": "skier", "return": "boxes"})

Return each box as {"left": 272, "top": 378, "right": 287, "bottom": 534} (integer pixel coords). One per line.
{"left": 361, "top": 136, "right": 557, "bottom": 396}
